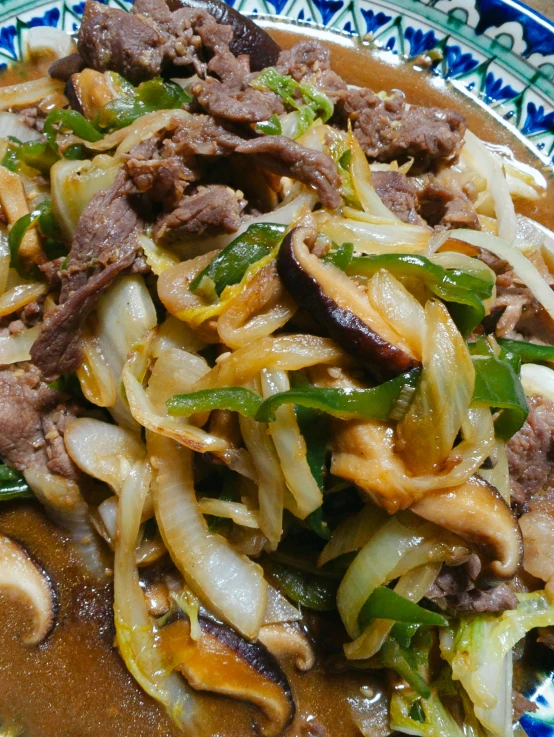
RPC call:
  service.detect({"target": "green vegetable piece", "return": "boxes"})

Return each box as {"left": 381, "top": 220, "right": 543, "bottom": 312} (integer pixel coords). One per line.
{"left": 1, "top": 141, "right": 19, "bottom": 172}
{"left": 299, "top": 82, "right": 334, "bottom": 122}
{"left": 471, "top": 354, "right": 528, "bottom": 440}
{"left": 99, "top": 78, "right": 190, "bottom": 131}
{"left": 390, "top": 621, "right": 420, "bottom": 648}
{"left": 19, "top": 140, "right": 59, "bottom": 172}
{"left": 322, "top": 242, "right": 354, "bottom": 270}
{"left": 251, "top": 67, "right": 298, "bottom": 106}
{"left": 346, "top": 253, "right": 494, "bottom": 337}
{"left": 8, "top": 199, "right": 64, "bottom": 277}
{"left": 381, "top": 638, "right": 431, "bottom": 699}
{"left": 255, "top": 113, "right": 282, "bottom": 136}
{"left": 358, "top": 587, "right": 448, "bottom": 631}
{"left": 409, "top": 699, "right": 426, "bottom": 723}
{"left": 43, "top": 109, "right": 103, "bottom": 153}
{"left": 263, "top": 558, "right": 337, "bottom": 611}
{"left": 167, "top": 387, "right": 263, "bottom": 419}
{"left": 255, "top": 368, "right": 421, "bottom": 423}
{"left": 251, "top": 68, "right": 334, "bottom": 125}
{"left": 189, "top": 223, "right": 287, "bottom": 297}
{"left": 497, "top": 338, "right": 554, "bottom": 364}
{"left": 0, "top": 464, "right": 33, "bottom": 501}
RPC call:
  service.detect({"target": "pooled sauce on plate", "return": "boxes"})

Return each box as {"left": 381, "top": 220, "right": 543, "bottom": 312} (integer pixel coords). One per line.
{"left": 0, "top": 23, "right": 552, "bottom": 737}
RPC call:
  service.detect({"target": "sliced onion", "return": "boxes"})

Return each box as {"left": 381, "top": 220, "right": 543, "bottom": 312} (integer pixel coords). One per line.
{"left": 318, "top": 504, "right": 388, "bottom": 567}
{"left": 263, "top": 585, "right": 301, "bottom": 624}
{"left": 239, "top": 407, "right": 286, "bottom": 551}
{"left": 51, "top": 156, "right": 120, "bottom": 238}
{"left": 0, "top": 237, "right": 9, "bottom": 296}
{"left": 146, "top": 345, "right": 210, "bottom": 414}
{"left": 520, "top": 363, "right": 554, "bottom": 402}
{"left": 76, "top": 326, "right": 117, "bottom": 408}
{"left": 516, "top": 215, "right": 554, "bottom": 270}
{"left": 197, "top": 499, "right": 259, "bottom": 528}
{"left": 348, "top": 129, "right": 400, "bottom": 223}
{"left": 260, "top": 369, "right": 322, "bottom": 520}
{"left": 396, "top": 300, "right": 475, "bottom": 476}
{"left": 316, "top": 212, "right": 429, "bottom": 255}
{"left": 462, "top": 131, "right": 516, "bottom": 244}
{"left": 149, "top": 432, "right": 268, "bottom": 640}
{"left": 123, "top": 334, "right": 227, "bottom": 453}
{"left": 0, "top": 282, "right": 47, "bottom": 319}
{"left": 94, "top": 275, "right": 157, "bottom": 430}
{"left": 0, "top": 112, "right": 42, "bottom": 142}
{"left": 195, "top": 335, "right": 351, "bottom": 391}
{"left": 114, "top": 459, "right": 197, "bottom": 728}
{"left": 0, "top": 167, "right": 41, "bottom": 261}
{"left": 0, "top": 77, "right": 65, "bottom": 111}
{"left": 0, "top": 324, "right": 40, "bottom": 364}
{"left": 154, "top": 316, "right": 206, "bottom": 356}
{"left": 450, "top": 228, "right": 554, "bottom": 324}
{"left": 24, "top": 468, "right": 106, "bottom": 578}
{"left": 24, "top": 27, "right": 76, "bottom": 61}
{"left": 479, "top": 440, "right": 510, "bottom": 503}
{"left": 367, "top": 270, "right": 425, "bottom": 360}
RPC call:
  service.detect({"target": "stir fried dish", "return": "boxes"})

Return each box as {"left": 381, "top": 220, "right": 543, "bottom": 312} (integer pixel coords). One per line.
{"left": 1, "top": 1, "right": 554, "bottom": 735}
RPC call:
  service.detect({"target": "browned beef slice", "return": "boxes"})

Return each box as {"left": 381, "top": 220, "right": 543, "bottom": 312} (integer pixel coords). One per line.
{"left": 31, "top": 173, "right": 141, "bottom": 382}
{"left": 78, "top": 1, "right": 165, "bottom": 84}
{"left": 164, "top": 114, "right": 243, "bottom": 157}
{"left": 338, "top": 88, "right": 466, "bottom": 170}
{"left": 426, "top": 557, "right": 518, "bottom": 614}
{"left": 0, "top": 363, "right": 79, "bottom": 480}
{"left": 371, "top": 170, "right": 424, "bottom": 226}
{"left": 507, "top": 394, "right": 554, "bottom": 511}
{"left": 418, "top": 177, "right": 480, "bottom": 230}
{"left": 154, "top": 185, "right": 245, "bottom": 242}
{"left": 234, "top": 136, "right": 341, "bottom": 210}
{"left": 276, "top": 41, "right": 346, "bottom": 101}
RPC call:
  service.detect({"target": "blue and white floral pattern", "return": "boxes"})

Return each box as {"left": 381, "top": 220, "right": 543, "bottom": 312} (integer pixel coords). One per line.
{"left": 0, "top": 0, "right": 552, "bottom": 729}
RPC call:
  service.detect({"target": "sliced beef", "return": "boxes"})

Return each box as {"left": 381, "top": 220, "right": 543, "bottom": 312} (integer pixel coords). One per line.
{"left": 371, "top": 170, "right": 424, "bottom": 226}
{"left": 0, "top": 363, "right": 79, "bottom": 481}
{"left": 78, "top": 0, "right": 234, "bottom": 84}
{"left": 337, "top": 87, "right": 466, "bottom": 171}
{"left": 154, "top": 184, "right": 245, "bottom": 242}
{"left": 78, "top": 1, "right": 165, "bottom": 84}
{"left": 507, "top": 394, "right": 554, "bottom": 511}
{"left": 276, "top": 41, "right": 346, "bottom": 101}
{"left": 426, "top": 557, "right": 518, "bottom": 614}
{"left": 31, "top": 173, "right": 142, "bottom": 382}
{"left": 234, "top": 136, "right": 341, "bottom": 210}
{"left": 417, "top": 177, "right": 480, "bottom": 230}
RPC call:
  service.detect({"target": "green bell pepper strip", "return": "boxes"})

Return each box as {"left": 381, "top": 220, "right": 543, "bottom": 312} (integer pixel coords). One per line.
{"left": 251, "top": 67, "right": 334, "bottom": 123}
{"left": 471, "top": 354, "right": 528, "bottom": 441}
{"left": 358, "top": 586, "right": 448, "bottom": 631}
{"left": 322, "top": 242, "right": 354, "bottom": 270}
{"left": 98, "top": 78, "right": 191, "bottom": 131}
{"left": 167, "top": 369, "right": 421, "bottom": 424}
{"left": 255, "top": 368, "right": 421, "bottom": 423}
{"left": 189, "top": 223, "right": 287, "bottom": 298}
{"left": 2, "top": 139, "right": 59, "bottom": 174}
{"left": 167, "top": 387, "right": 262, "bottom": 419}
{"left": 8, "top": 199, "right": 56, "bottom": 277}
{"left": 497, "top": 338, "right": 554, "bottom": 364}
{"left": 381, "top": 637, "right": 431, "bottom": 699}
{"left": 255, "top": 113, "right": 282, "bottom": 136}
{"left": 390, "top": 622, "right": 420, "bottom": 648}
{"left": 43, "top": 109, "right": 103, "bottom": 154}
{"left": 263, "top": 558, "right": 337, "bottom": 611}
{"left": 0, "top": 464, "right": 33, "bottom": 502}
{"left": 345, "top": 253, "right": 494, "bottom": 337}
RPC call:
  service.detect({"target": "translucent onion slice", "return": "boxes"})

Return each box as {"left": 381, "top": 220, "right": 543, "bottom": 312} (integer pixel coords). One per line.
{"left": 0, "top": 324, "right": 40, "bottom": 364}
{"left": 348, "top": 130, "right": 400, "bottom": 223}
{"left": 114, "top": 459, "right": 197, "bottom": 729}
{"left": 0, "top": 167, "right": 42, "bottom": 262}
{"left": 367, "top": 270, "right": 425, "bottom": 360}
{"left": 0, "top": 77, "right": 65, "bottom": 111}
{"left": 521, "top": 363, "right": 554, "bottom": 403}
{"left": 239, "top": 406, "right": 286, "bottom": 551}
{"left": 0, "top": 238, "right": 9, "bottom": 296}
{"left": 194, "top": 335, "right": 352, "bottom": 391}
{"left": 264, "top": 585, "right": 301, "bottom": 624}
{"left": 76, "top": 326, "right": 117, "bottom": 408}
{"left": 396, "top": 301, "right": 475, "bottom": 476}
{"left": 0, "top": 111, "right": 42, "bottom": 143}
{"left": 315, "top": 212, "right": 429, "bottom": 255}
{"left": 23, "top": 468, "right": 106, "bottom": 578}
{"left": 462, "top": 130, "right": 517, "bottom": 244}
{"left": 337, "top": 516, "right": 437, "bottom": 639}
{"left": 344, "top": 562, "right": 442, "bottom": 660}
{"left": 94, "top": 275, "right": 157, "bottom": 430}
{"left": 138, "top": 234, "right": 179, "bottom": 276}
{"left": 149, "top": 432, "right": 268, "bottom": 640}
{"left": 197, "top": 499, "right": 259, "bottom": 528}
{"left": 449, "top": 228, "right": 554, "bottom": 324}
{"left": 318, "top": 504, "right": 388, "bottom": 567}
{"left": 260, "top": 369, "right": 322, "bottom": 520}
{"left": 123, "top": 334, "right": 227, "bottom": 454}
{"left": 0, "top": 282, "right": 47, "bottom": 319}
{"left": 24, "top": 26, "right": 76, "bottom": 61}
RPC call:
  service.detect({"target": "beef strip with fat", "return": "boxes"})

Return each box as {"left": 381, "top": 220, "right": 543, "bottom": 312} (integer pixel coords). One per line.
{"left": 31, "top": 172, "right": 142, "bottom": 382}
{"left": 0, "top": 363, "right": 79, "bottom": 481}
{"left": 371, "top": 170, "right": 424, "bottom": 226}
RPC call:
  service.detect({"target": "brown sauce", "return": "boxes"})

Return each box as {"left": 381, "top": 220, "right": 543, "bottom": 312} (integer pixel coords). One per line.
{"left": 0, "top": 21, "right": 553, "bottom": 737}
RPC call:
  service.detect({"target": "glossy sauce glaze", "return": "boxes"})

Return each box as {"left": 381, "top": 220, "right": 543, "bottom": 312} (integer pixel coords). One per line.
{"left": 0, "top": 23, "right": 552, "bottom": 737}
